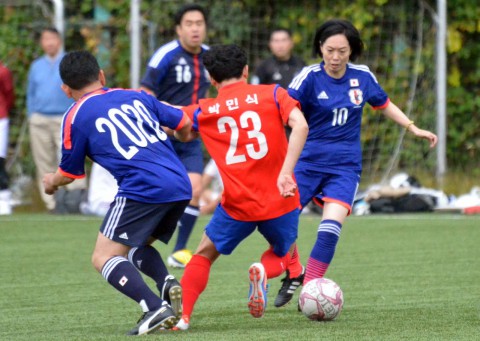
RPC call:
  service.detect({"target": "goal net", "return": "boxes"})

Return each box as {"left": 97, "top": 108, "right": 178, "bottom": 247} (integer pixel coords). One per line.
{"left": 1, "top": 0, "right": 439, "bottom": 200}
{"left": 156, "top": 0, "right": 439, "bottom": 189}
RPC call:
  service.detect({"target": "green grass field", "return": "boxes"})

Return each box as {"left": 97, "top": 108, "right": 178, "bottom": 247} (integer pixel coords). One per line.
{"left": 1, "top": 213, "right": 479, "bottom": 340}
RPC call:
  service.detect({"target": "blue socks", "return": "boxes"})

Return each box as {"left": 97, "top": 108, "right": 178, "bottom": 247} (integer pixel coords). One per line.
{"left": 173, "top": 205, "right": 199, "bottom": 252}
{"left": 128, "top": 245, "right": 169, "bottom": 292}
{"left": 102, "top": 256, "right": 163, "bottom": 311}
{"left": 304, "top": 219, "right": 342, "bottom": 283}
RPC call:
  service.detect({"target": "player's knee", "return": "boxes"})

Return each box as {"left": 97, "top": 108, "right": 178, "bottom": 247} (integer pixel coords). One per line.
{"left": 91, "top": 255, "right": 100, "bottom": 272}
{"left": 91, "top": 251, "right": 106, "bottom": 273}
{"left": 195, "top": 235, "right": 220, "bottom": 262}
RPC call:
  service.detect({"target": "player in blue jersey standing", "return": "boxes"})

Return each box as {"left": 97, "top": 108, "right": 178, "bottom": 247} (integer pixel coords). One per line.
{"left": 274, "top": 19, "right": 438, "bottom": 307}
{"left": 140, "top": 4, "right": 210, "bottom": 269}
{"left": 42, "top": 51, "right": 193, "bottom": 335}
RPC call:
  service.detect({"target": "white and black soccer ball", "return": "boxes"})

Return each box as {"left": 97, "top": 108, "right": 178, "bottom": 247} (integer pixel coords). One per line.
{"left": 298, "top": 277, "right": 344, "bottom": 321}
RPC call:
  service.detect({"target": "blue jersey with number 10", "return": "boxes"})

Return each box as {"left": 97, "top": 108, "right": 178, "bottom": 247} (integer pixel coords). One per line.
{"left": 288, "top": 62, "right": 389, "bottom": 174}
{"left": 59, "top": 88, "right": 192, "bottom": 204}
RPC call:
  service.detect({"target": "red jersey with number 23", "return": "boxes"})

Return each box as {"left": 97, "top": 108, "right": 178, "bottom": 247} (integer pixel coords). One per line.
{"left": 183, "top": 82, "right": 301, "bottom": 221}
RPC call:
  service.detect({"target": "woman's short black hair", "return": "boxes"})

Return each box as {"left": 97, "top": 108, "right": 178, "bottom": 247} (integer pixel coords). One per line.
{"left": 312, "top": 19, "right": 364, "bottom": 62}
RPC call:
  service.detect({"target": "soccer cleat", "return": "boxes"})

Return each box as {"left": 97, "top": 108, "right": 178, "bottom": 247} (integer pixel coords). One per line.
{"left": 126, "top": 302, "right": 177, "bottom": 335}
{"left": 167, "top": 249, "right": 193, "bottom": 269}
{"left": 161, "top": 275, "right": 182, "bottom": 320}
{"left": 172, "top": 315, "right": 190, "bottom": 331}
{"left": 248, "top": 263, "right": 267, "bottom": 318}
{"left": 274, "top": 266, "right": 305, "bottom": 308}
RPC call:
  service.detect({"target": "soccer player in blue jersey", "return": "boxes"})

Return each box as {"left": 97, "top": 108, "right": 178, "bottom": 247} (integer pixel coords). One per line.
{"left": 140, "top": 4, "right": 211, "bottom": 269}
{"left": 42, "top": 51, "right": 194, "bottom": 335}
{"left": 274, "top": 19, "right": 438, "bottom": 307}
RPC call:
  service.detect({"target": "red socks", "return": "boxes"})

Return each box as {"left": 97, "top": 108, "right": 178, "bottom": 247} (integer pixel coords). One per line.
{"left": 260, "top": 247, "right": 291, "bottom": 279}
{"left": 180, "top": 246, "right": 302, "bottom": 319}
{"left": 180, "top": 254, "right": 211, "bottom": 318}
{"left": 287, "top": 244, "right": 303, "bottom": 278}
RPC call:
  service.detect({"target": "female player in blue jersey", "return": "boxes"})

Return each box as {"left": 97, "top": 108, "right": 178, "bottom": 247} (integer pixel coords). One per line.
{"left": 274, "top": 19, "right": 438, "bottom": 307}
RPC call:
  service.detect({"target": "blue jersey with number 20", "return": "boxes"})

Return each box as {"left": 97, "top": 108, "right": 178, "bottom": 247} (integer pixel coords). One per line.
{"left": 59, "top": 87, "right": 192, "bottom": 203}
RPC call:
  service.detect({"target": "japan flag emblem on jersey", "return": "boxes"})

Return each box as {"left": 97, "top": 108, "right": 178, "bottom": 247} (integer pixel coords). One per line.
{"left": 350, "top": 78, "right": 359, "bottom": 87}
{"left": 349, "top": 89, "right": 363, "bottom": 105}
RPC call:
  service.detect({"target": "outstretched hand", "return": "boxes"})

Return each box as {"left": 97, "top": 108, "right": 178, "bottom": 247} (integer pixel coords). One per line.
{"left": 277, "top": 174, "right": 297, "bottom": 198}
{"left": 410, "top": 126, "right": 438, "bottom": 148}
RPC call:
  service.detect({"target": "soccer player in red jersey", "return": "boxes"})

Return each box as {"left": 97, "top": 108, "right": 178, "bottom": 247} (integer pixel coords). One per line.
{"left": 172, "top": 44, "right": 309, "bottom": 330}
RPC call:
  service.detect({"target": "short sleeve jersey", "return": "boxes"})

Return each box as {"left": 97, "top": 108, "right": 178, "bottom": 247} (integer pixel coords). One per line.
{"left": 140, "top": 40, "right": 210, "bottom": 105}
{"left": 288, "top": 62, "right": 389, "bottom": 173}
{"left": 183, "top": 82, "right": 301, "bottom": 221}
{"left": 59, "top": 88, "right": 192, "bottom": 203}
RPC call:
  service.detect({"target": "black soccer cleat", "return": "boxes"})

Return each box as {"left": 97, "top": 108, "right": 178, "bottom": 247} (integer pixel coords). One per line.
{"left": 126, "top": 302, "right": 177, "bottom": 335}
{"left": 161, "top": 275, "right": 182, "bottom": 320}
{"left": 274, "top": 267, "right": 305, "bottom": 308}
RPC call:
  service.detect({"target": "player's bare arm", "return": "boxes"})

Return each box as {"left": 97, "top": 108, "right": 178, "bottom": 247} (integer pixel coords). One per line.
{"left": 382, "top": 101, "right": 438, "bottom": 148}
{"left": 159, "top": 102, "right": 185, "bottom": 136}
{"left": 163, "top": 126, "right": 175, "bottom": 136}
{"left": 277, "top": 107, "right": 308, "bottom": 197}
{"left": 174, "top": 113, "right": 198, "bottom": 142}
{"left": 43, "top": 171, "right": 75, "bottom": 195}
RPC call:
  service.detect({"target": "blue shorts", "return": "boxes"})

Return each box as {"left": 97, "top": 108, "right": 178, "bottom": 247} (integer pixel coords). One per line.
{"left": 170, "top": 139, "right": 204, "bottom": 174}
{"left": 295, "top": 165, "right": 360, "bottom": 214}
{"left": 100, "top": 197, "right": 189, "bottom": 247}
{"left": 205, "top": 205, "right": 299, "bottom": 256}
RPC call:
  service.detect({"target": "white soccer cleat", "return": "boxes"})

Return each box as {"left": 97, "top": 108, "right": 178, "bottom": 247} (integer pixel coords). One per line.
{"left": 248, "top": 262, "right": 268, "bottom": 318}
{"left": 172, "top": 315, "right": 190, "bottom": 331}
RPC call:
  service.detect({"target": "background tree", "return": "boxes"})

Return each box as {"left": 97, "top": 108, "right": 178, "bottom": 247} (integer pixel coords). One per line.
{"left": 0, "top": 0, "right": 478, "bottom": 199}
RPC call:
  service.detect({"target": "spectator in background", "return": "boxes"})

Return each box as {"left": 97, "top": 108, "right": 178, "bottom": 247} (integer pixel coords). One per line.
{"left": 140, "top": 4, "right": 211, "bottom": 269}
{"left": 251, "top": 28, "right": 306, "bottom": 89}
{"left": 0, "top": 60, "right": 14, "bottom": 215}
{"left": 27, "top": 27, "right": 87, "bottom": 213}
{"left": 251, "top": 28, "right": 306, "bottom": 138}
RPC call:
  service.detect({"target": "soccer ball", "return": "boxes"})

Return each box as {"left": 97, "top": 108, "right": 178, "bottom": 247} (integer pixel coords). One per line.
{"left": 299, "top": 278, "right": 344, "bottom": 321}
